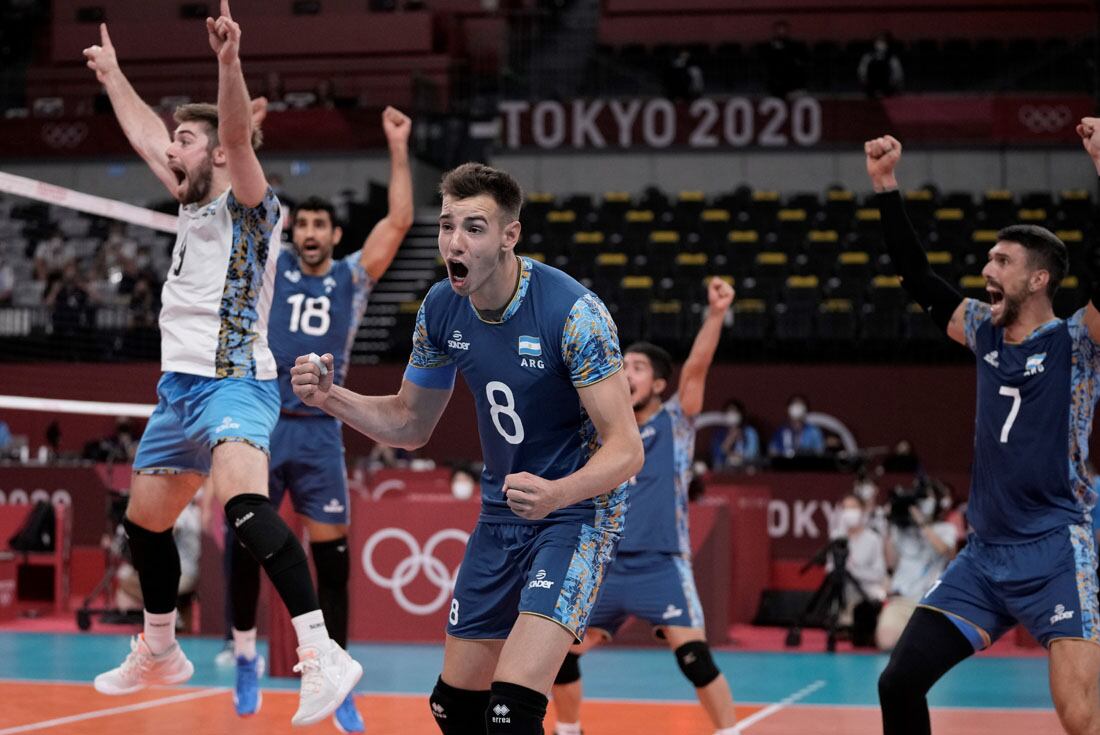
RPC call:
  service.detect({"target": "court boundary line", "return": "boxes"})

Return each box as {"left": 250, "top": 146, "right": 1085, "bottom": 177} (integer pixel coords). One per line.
{"left": 732, "top": 679, "right": 826, "bottom": 732}
{"left": 0, "top": 686, "right": 225, "bottom": 735}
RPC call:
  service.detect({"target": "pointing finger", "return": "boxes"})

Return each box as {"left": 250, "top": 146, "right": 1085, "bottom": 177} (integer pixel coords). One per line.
{"left": 100, "top": 23, "right": 112, "bottom": 47}
{"left": 221, "top": 0, "right": 232, "bottom": 19}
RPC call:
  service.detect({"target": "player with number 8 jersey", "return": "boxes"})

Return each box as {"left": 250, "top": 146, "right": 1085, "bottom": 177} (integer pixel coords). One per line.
{"left": 291, "top": 162, "right": 644, "bottom": 735}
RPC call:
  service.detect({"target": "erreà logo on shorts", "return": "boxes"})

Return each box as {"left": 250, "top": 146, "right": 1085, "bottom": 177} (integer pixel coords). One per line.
{"left": 491, "top": 704, "right": 510, "bottom": 724}
{"left": 1050, "top": 603, "right": 1074, "bottom": 625}
{"left": 528, "top": 568, "right": 554, "bottom": 589}
{"left": 215, "top": 416, "right": 241, "bottom": 434}
{"left": 447, "top": 330, "right": 470, "bottom": 351}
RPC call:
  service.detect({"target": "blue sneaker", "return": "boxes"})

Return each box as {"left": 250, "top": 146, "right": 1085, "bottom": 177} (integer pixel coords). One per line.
{"left": 233, "top": 654, "right": 264, "bottom": 716}
{"left": 333, "top": 693, "right": 364, "bottom": 733}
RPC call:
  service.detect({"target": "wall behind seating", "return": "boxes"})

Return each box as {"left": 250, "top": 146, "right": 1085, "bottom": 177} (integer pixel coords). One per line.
{"left": 494, "top": 148, "right": 1092, "bottom": 197}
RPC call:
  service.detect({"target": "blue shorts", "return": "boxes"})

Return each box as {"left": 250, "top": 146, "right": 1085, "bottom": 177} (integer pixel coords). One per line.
{"left": 133, "top": 372, "right": 279, "bottom": 475}
{"left": 269, "top": 415, "right": 349, "bottom": 524}
{"left": 921, "top": 524, "right": 1100, "bottom": 649}
{"left": 447, "top": 521, "right": 619, "bottom": 642}
{"left": 587, "top": 551, "right": 705, "bottom": 640}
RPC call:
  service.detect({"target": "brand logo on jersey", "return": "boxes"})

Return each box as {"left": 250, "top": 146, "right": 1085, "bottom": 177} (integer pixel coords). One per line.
{"left": 983, "top": 350, "right": 999, "bottom": 368}
{"left": 528, "top": 569, "right": 554, "bottom": 589}
{"left": 447, "top": 330, "right": 470, "bottom": 351}
{"left": 661, "top": 604, "right": 683, "bottom": 620}
{"left": 1025, "top": 352, "right": 1047, "bottom": 376}
{"left": 1050, "top": 604, "right": 1075, "bottom": 625}
{"left": 215, "top": 416, "right": 241, "bottom": 434}
{"left": 323, "top": 275, "right": 337, "bottom": 294}
{"left": 323, "top": 499, "right": 346, "bottom": 514}
{"left": 284, "top": 269, "right": 302, "bottom": 283}
{"left": 640, "top": 425, "right": 657, "bottom": 441}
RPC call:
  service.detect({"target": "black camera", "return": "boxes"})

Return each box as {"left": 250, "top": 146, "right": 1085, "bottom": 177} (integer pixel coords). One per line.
{"left": 887, "top": 482, "right": 933, "bottom": 529}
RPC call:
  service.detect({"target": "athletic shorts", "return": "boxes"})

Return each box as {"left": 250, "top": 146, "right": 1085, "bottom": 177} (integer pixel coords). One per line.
{"left": 269, "top": 415, "right": 349, "bottom": 524}
{"left": 446, "top": 520, "right": 619, "bottom": 642}
{"left": 133, "top": 372, "right": 279, "bottom": 475}
{"left": 586, "top": 550, "right": 705, "bottom": 640}
{"left": 921, "top": 524, "right": 1100, "bottom": 649}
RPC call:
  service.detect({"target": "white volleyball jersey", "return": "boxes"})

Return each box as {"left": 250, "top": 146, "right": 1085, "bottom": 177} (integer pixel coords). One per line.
{"left": 158, "top": 186, "right": 282, "bottom": 380}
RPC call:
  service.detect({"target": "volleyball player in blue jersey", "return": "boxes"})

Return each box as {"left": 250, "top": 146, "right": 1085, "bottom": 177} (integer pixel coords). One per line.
{"left": 292, "top": 163, "right": 643, "bottom": 734}
{"left": 869, "top": 132, "right": 1100, "bottom": 735}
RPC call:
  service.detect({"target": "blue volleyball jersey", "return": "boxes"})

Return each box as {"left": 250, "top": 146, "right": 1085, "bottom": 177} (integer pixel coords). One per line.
{"left": 963, "top": 300, "right": 1100, "bottom": 543}
{"left": 404, "top": 257, "right": 627, "bottom": 529}
{"left": 617, "top": 395, "right": 694, "bottom": 555}
{"left": 268, "top": 248, "right": 373, "bottom": 415}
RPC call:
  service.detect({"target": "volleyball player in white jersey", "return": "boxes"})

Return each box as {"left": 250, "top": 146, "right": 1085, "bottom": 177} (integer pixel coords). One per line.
{"left": 83, "top": 2, "right": 360, "bottom": 725}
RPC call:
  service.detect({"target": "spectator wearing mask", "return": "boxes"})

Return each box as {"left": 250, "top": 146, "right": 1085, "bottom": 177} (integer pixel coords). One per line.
{"left": 876, "top": 481, "right": 958, "bottom": 650}
{"left": 450, "top": 465, "right": 478, "bottom": 501}
{"left": 829, "top": 494, "right": 888, "bottom": 641}
{"left": 858, "top": 32, "right": 904, "bottom": 98}
{"left": 768, "top": 394, "right": 825, "bottom": 457}
{"left": 710, "top": 398, "right": 760, "bottom": 469}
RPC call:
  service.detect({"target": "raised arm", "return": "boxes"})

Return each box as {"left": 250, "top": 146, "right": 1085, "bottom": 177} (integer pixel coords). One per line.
{"left": 866, "top": 135, "right": 968, "bottom": 346}
{"left": 83, "top": 24, "right": 176, "bottom": 196}
{"left": 1075, "top": 117, "right": 1100, "bottom": 343}
{"left": 290, "top": 352, "right": 452, "bottom": 450}
{"left": 207, "top": 0, "right": 267, "bottom": 207}
{"left": 678, "top": 277, "right": 734, "bottom": 417}
{"left": 360, "top": 107, "right": 415, "bottom": 282}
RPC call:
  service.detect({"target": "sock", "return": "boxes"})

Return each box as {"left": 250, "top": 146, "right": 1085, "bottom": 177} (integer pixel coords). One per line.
{"left": 143, "top": 609, "right": 177, "bottom": 655}
{"left": 230, "top": 534, "right": 262, "bottom": 631}
{"left": 311, "top": 538, "right": 350, "bottom": 649}
{"left": 556, "top": 723, "right": 582, "bottom": 735}
{"left": 233, "top": 627, "right": 257, "bottom": 660}
{"left": 123, "top": 518, "right": 180, "bottom": 615}
{"left": 292, "top": 609, "right": 330, "bottom": 650}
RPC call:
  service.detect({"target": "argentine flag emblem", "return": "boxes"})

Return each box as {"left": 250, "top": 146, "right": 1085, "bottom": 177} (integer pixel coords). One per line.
{"left": 518, "top": 335, "right": 542, "bottom": 357}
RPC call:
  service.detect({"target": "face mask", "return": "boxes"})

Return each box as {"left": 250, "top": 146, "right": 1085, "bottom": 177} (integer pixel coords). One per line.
{"left": 726, "top": 411, "right": 742, "bottom": 427}
{"left": 451, "top": 477, "right": 475, "bottom": 501}
{"left": 919, "top": 497, "right": 936, "bottom": 518}
{"left": 839, "top": 507, "right": 863, "bottom": 532}
{"left": 856, "top": 481, "right": 876, "bottom": 503}
{"left": 788, "top": 402, "right": 807, "bottom": 422}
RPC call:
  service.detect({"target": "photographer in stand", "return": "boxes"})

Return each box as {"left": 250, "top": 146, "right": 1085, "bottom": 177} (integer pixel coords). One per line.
{"left": 876, "top": 480, "right": 959, "bottom": 650}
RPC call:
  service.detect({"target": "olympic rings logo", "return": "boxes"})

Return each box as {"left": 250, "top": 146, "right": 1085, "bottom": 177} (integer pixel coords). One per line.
{"left": 1017, "top": 105, "right": 1072, "bottom": 134}
{"left": 361, "top": 527, "right": 469, "bottom": 615}
{"left": 41, "top": 122, "right": 89, "bottom": 149}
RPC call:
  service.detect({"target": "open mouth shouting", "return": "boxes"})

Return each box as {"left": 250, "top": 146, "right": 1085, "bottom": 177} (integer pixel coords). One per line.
{"left": 447, "top": 259, "right": 470, "bottom": 288}
{"left": 987, "top": 281, "right": 1004, "bottom": 316}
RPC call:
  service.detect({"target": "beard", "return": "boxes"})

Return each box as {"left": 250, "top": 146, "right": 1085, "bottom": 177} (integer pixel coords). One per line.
{"left": 994, "top": 290, "right": 1023, "bottom": 327}
{"left": 180, "top": 155, "right": 214, "bottom": 205}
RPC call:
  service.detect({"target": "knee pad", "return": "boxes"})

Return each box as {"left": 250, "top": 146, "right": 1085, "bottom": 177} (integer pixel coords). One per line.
{"left": 429, "top": 677, "right": 490, "bottom": 734}
{"left": 224, "top": 494, "right": 300, "bottom": 573}
{"left": 311, "top": 538, "right": 350, "bottom": 590}
{"left": 554, "top": 652, "right": 581, "bottom": 686}
{"left": 674, "top": 641, "right": 720, "bottom": 688}
{"left": 487, "top": 681, "right": 548, "bottom": 734}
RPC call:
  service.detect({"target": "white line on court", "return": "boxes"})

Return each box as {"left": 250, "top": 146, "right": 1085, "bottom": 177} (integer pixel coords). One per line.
{"left": 0, "top": 687, "right": 226, "bottom": 734}
{"left": 732, "top": 679, "right": 827, "bottom": 733}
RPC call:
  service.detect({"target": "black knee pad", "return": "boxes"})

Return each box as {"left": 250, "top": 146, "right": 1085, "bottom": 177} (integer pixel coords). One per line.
{"left": 554, "top": 652, "right": 581, "bottom": 685}
{"left": 311, "top": 538, "right": 350, "bottom": 590}
{"left": 224, "top": 494, "right": 297, "bottom": 572}
{"left": 123, "top": 518, "right": 181, "bottom": 615}
{"left": 674, "top": 641, "right": 720, "bottom": 688}
{"left": 429, "top": 676, "right": 490, "bottom": 735}
{"left": 486, "top": 681, "right": 548, "bottom": 734}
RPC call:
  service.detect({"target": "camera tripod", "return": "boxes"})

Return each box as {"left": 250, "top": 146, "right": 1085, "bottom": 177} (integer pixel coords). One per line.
{"left": 784, "top": 537, "right": 873, "bottom": 652}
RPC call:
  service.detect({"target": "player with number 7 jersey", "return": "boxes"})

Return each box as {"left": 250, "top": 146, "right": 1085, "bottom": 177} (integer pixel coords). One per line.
{"left": 866, "top": 132, "right": 1100, "bottom": 735}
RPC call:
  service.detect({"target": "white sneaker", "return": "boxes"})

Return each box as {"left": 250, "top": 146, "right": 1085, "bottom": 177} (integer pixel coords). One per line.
{"left": 94, "top": 635, "right": 194, "bottom": 695}
{"left": 290, "top": 640, "right": 363, "bottom": 727}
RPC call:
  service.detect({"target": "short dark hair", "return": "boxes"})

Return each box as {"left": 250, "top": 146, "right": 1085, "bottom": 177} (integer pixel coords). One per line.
{"left": 173, "top": 102, "right": 263, "bottom": 150}
{"left": 292, "top": 196, "right": 338, "bottom": 228}
{"left": 440, "top": 162, "right": 523, "bottom": 222}
{"left": 626, "top": 341, "right": 673, "bottom": 382}
{"left": 997, "top": 224, "right": 1068, "bottom": 299}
